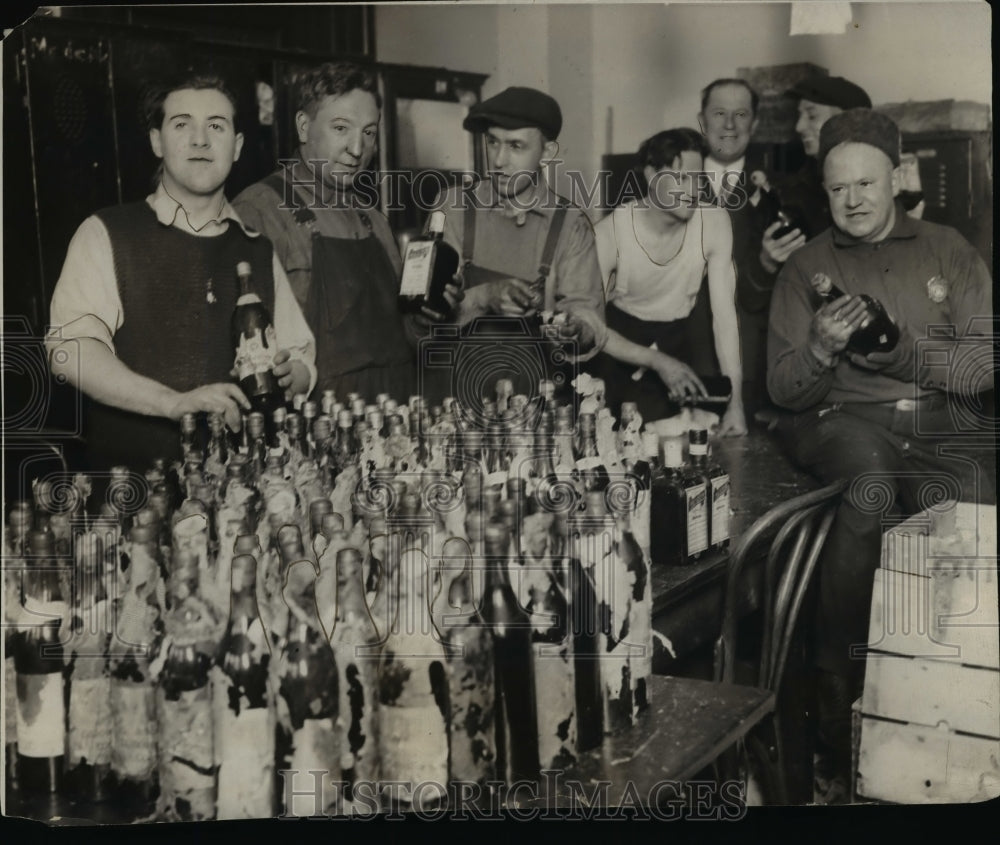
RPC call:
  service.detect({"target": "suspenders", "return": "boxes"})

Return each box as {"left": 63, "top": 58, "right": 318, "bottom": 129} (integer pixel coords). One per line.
{"left": 462, "top": 189, "right": 570, "bottom": 289}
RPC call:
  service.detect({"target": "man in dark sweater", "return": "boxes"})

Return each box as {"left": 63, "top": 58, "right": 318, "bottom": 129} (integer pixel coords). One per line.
{"left": 47, "top": 74, "right": 316, "bottom": 470}
{"left": 767, "top": 109, "right": 994, "bottom": 800}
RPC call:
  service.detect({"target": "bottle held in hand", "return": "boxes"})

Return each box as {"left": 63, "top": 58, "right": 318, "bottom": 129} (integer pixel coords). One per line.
{"left": 398, "top": 211, "right": 460, "bottom": 317}
{"left": 232, "top": 261, "right": 284, "bottom": 423}
{"left": 811, "top": 272, "right": 900, "bottom": 356}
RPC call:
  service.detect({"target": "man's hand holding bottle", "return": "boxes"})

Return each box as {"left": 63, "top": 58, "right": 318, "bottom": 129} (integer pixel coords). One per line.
{"left": 760, "top": 220, "right": 807, "bottom": 274}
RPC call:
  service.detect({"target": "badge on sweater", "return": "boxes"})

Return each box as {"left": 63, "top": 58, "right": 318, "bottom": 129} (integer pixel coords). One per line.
{"left": 926, "top": 274, "right": 949, "bottom": 303}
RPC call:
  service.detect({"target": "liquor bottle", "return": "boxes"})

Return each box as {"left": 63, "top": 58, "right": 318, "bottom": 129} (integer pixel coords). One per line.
{"left": 398, "top": 211, "right": 460, "bottom": 316}
{"left": 810, "top": 271, "right": 901, "bottom": 356}
{"left": 433, "top": 537, "right": 496, "bottom": 789}
{"left": 246, "top": 411, "right": 269, "bottom": 484}
{"left": 573, "top": 413, "right": 610, "bottom": 493}
{"left": 321, "top": 389, "right": 337, "bottom": 418}
{"left": 205, "top": 411, "right": 230, "bottom": 485}
{"left": 331, "top": 409, "right": 358, "bottom": 481}
{"left": 683, "top": 431, "right": 710, "bottom": 561}
{"left": 214, "top": 551, "right": 276, "bottom": 820}
{"left": 155, "top": 548, "right": 221, "bottom": 821}
{"left": 64, "top": 530, "right": 113, "bottom": 805}
{"left": 231, "top": 261, "right": 285, "bottom": 432}
{"left": 4, "top": 502, "right": 33, "bottom": 796}
{"left": 108, "top": 523, "right": 163, "bottom": 818}
{"left": 578, "top": 492, "right": 633, "bottom": 734}
{"left": 325, "top": 546, "right": 381, "bottom": 811}
{"left": 277, "top": 555, "right": 339, "bottom": 818}
{"left": 377, "top": 546, "right": 449, "bottom": 811}
{"left": 524, "top": 515, "right": 577, "bottom": 770}
{"left": 678, "top": 375, "right": 733, "bottom": 410}
{"left": 697, "top": 429, "right": 731, "bottom": 553}
{"left": 14, "top": 530, "right": 69, "bottom": 802}
{"left": 180, "top": 412, "right": 200, "bottom": 460}
{"left": 651, "top": 435, "right": 687, "bottom": 568}
{"left": 482, "top": 523, "right": 540, "bottom": 784}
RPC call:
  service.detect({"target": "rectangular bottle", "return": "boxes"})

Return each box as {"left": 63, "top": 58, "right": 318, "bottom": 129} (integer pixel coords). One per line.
{"left": 398, "top": 210, "right": 459, "bottom": 316}
{"left": 682, "top": 431, "right": 709, "bottom": 561}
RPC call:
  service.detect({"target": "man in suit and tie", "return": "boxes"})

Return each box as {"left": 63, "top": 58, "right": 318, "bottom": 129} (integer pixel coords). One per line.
{"left": 693, "top": 78, "right": 778, "bottom": 420}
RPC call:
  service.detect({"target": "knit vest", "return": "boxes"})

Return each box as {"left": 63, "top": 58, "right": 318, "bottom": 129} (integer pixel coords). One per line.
{"left": 85, "top": 201, "right": 276, "bottom": 470}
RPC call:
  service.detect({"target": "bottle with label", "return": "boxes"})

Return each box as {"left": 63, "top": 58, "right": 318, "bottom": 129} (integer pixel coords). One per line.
{"left": 434, "top": 536, "right": 496, "bottom": 790}
{"left": 63, "top": 530, "right": 113, "bottom": 805}
{"left": 697, "top": 429, "right": 731, "bottom": 553}
{"left": 482, "top": 523, "right": 540, "bottom": 785}
{"left": 4, "top": 502, "right": 33, "bottom": 796}
{"left": 810, "top": 271, "right": 900, "bottom": 356}
{"left": 562, "top": 513, "right": 603, "bottom": 751}
{"left": 277, "top": 550, "right": 340, "bottom": 819}
{"left": 683, "top": 431, "right": 710, "bottom": 562}
{"left": 214, "top": 550, "right": 276, "bottom": 820}
{"left": 324, "top": 546, "right": 381, "bottom": 812}
{"left": 231, "top": 261, "right": 285, "bottom": 433}
{"left": 398, "top": 212, "right": 459, "bottom": 314}
{"left": 573, "top": 413, "right": 610, "bottom": 494}
{"left": 108, "top": 523, "right": 163, "bottom": 818}
{"left": 377, "top": 546, "right": 449, "bottom": 812}
{"left": 155, "top": 548, "right": 221, "bottom": 821}
{"left": 523, "top": 514, "right": 577, "bottom": 771}
{"left": 651, "top": 435, "right": 687, "bottom": 568}
{"left": 14, "top": 530, "right": 69, "bottom": 803}
{"left": 579, "top": 492, "right": 633, "bottom": 734}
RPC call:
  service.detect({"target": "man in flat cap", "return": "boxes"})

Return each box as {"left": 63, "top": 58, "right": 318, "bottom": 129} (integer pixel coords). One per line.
{"left": 767, "top": 108, "right": 994, "bottom": 801}
{"left": 759, "top": 75, "right": 872, "bottom": 276}
{"left": 414, "top": 85, "right": 607, "bottom": 406}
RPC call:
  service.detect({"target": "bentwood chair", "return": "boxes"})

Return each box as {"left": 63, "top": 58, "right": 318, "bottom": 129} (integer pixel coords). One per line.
{"left": 708, "top": 477, "right": 849, "bottom": 803}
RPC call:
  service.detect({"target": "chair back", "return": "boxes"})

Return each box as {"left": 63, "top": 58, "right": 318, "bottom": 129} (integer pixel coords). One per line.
{"left": 713, "top": 479, "right": 847, "bottom": 691}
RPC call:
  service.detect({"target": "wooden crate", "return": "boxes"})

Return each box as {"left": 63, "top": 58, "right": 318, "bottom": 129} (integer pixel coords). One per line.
{"left": 858, "top": 502, "right": 999, "bottom": 804}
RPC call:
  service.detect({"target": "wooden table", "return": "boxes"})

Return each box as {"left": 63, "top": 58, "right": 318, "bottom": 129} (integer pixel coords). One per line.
{"left": 651, "top": 430, "right": 817, "bottom": 670}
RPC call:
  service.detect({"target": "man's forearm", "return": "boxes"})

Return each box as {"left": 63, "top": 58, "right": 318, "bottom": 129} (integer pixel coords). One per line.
{"left": 50, "top": 336, "right": 179, "bottom": 418}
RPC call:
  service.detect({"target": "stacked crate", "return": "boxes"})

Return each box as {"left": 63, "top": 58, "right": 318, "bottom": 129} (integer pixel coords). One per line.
{"left": 857, "top": 501, "right": 999, "bottom": 803}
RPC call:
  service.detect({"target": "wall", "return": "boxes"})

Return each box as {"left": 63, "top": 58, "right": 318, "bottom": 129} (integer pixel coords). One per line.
{"left": 375, "top": 1, "right": 992, "bottom": 202}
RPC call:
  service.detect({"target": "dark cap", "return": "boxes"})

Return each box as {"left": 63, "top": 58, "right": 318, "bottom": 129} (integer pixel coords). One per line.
{"left": 788, "top": 76, "right": 872, "bottom": 111}
{"left": 463, "top": 86, "right": 562, "bottom": 139}
{"left": 818, "top": 108, "right": 901, "bottom": 169}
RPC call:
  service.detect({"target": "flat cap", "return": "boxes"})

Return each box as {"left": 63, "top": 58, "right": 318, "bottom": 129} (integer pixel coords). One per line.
{"left": 463, "top": 86, "right": 562, "bottom": 139}
{"left": 788, "top": 75, "right": 872, "bottom": 111}
{"left": 819, "top": 108, "right": 901, "bottom": 169}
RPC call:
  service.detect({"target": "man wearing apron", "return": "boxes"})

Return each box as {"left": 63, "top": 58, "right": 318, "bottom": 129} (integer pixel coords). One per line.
{"left": 234, "top": 61, "right": 416, "bottom": 403}
{"left": 415, "top": 87, "right": 607, "bottom": 412}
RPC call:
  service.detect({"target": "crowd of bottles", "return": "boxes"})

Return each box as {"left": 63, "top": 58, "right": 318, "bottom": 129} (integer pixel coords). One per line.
{"left": 3, "top": 377, "right": 731, "bottom": 820}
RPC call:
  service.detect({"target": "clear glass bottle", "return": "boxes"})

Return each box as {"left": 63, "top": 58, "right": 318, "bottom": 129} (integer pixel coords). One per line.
{"left": 156, "top": 548, "right": 221, "bottom": 821}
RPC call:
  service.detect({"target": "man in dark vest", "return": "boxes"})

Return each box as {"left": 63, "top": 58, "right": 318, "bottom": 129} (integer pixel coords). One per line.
{"left": 47, "top": 74, "right": 316, "bottom": 471}
{"left": 233, "top": 61, "right": 416, "bottom": 404}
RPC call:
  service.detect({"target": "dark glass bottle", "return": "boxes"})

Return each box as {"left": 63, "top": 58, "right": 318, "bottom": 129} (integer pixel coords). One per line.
{"left": 697, "top": 429, "right": 731, "bottom": 553}
{"left": 156, "top": 549, "right": 220, "bottom": 821}
{"left": 482, "top": 523, "right": 540, "bottom": 784}
{"left": 651, "top": 435, "right": 687, "bottom": 568}
{"left": 231, "top": 261, "right": 285, "bottom": 431}
{"left": 683, "top": 431, "right": 710, "bottom": 561}
{"left": 14, "top": 530, "right": 68, "bottom": 801}
{"left": 398, "top": 210, "right": 460, "bottom": 317}
{"left": 810, "top": 271, "right": 901, "bottom": 356}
